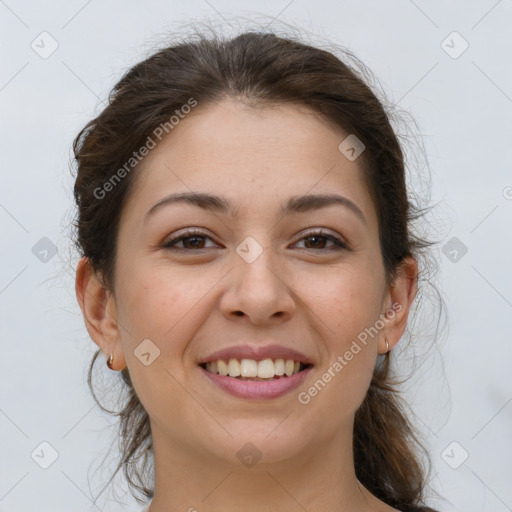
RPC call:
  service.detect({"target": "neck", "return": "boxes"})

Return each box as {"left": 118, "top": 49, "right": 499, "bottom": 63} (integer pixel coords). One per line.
{"left": 146, "top": 421, "right": 384, "bottom": 512}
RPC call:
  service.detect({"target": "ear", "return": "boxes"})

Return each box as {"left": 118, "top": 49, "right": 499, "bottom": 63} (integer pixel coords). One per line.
{"left": 75, "top": 256, "right": 126, "bottom": 370}
{"left": 379, "top": 255, "right": 418, "bottom": 354}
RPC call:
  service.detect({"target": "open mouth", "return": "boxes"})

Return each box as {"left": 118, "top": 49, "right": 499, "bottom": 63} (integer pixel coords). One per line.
{"left": 199, "top": 358, "right": 313, "bottom": 381}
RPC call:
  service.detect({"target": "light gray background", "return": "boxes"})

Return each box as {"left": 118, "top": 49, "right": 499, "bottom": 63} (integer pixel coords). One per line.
{"left": 1, "top": 1, "right": 511, "bottom": 511}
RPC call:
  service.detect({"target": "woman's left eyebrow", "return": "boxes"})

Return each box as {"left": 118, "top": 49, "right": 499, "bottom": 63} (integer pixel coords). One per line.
{"left": 143, "top": 191, "right": 366, "bottom": 226}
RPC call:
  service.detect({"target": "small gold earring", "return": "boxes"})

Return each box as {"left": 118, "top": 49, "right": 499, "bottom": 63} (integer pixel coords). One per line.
{"left": 107, "top": 353, "right": 114, "bottom": 370}
{"left": 385, "top": 338, "right": 390, "bottom": 354}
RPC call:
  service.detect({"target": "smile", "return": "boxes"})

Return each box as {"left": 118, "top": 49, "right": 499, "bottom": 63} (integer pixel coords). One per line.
{"left": 201, "top": 357, "right": 311, "bottom": 379}
{"left": 199, "top": 358, "right": 313, "bottom": 399}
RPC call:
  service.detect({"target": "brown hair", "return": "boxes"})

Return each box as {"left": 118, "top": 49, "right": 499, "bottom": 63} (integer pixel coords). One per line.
{"left": 71, "top": 27, "right": 442, "bottom": 512}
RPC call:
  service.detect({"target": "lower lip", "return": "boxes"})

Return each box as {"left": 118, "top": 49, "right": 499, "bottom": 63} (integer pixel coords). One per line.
{"left": 199, "top": 366, "right": 313, "bottom": 400}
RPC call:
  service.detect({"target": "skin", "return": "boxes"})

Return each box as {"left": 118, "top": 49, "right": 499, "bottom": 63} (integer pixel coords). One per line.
{"left": 76, "top": 98, "right": 417, "bottom": 512}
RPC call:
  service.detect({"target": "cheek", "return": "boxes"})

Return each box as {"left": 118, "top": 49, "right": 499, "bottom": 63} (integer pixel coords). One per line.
{"left": 114, "top": 268, "right": 213, "bottom": 417}
{"left": 292, "top": 291, "right": 380, "bottom": 431}
{"left": 297, "top": 261, "right": 384, "bottom": 342}
{"left": 293, "top": 262, "right": 383, "bottom": 405}
{"left": 116, "top": 264, "right": 219, "bottom": 354}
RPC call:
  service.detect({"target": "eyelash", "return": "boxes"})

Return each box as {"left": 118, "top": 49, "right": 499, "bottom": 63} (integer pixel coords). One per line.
{"left": 162, "top": 229, "right": 349, "bottom": 252}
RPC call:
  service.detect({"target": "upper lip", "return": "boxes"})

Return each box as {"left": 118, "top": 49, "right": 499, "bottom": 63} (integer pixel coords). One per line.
{"left": 198, "top": 344, "right": 314, "bottom": 365}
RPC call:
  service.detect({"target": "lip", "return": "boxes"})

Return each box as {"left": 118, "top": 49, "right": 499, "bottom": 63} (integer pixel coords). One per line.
{"left": 199, "top": 365, "right": 313, "bottom": 400}
{"left": 197, "top": 344, "right": 314, "bottom": 365}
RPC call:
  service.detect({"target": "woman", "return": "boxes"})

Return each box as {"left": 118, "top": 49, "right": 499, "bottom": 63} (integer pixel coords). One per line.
{"left": 72, "top": 28, "right": 441, "bottom": 512}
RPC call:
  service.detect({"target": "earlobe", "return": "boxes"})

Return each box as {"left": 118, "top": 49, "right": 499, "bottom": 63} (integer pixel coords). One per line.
{"left": 75, "top": 257, "right": 125, "bottom": 368}
{"left": 380, "top": 256, "right": 418, "bottom": 353}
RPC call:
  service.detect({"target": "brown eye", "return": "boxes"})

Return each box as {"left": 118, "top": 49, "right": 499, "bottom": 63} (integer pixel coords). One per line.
{"left": 294, "top": 231, "right": 347, "bottom": 251}
{"left": 180, "top": 235, "right": 207, "bottom": 249}
{"left": 302, "top": 235, "right": 328, "bottom": 249}
{"left": 162, "top": 231, "right": 217, "bottom": 251}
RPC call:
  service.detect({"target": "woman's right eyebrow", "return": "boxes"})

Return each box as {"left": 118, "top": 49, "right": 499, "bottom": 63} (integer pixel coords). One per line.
{"left": 143, "top": 191, "right": 367, "bottom": 226}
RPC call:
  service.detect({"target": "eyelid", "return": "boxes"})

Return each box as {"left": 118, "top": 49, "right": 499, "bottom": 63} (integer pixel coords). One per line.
{"left": 162, "top": 228, "right": 219, "bottom": 249}
{"left": 291, "top": 228, "right": 349, "bottom": 250}
{"left": 162, "top": 227, "right": 350, "bottom": 252}
{"left": 295, "top": 227, "right": 344, "bottom": 240}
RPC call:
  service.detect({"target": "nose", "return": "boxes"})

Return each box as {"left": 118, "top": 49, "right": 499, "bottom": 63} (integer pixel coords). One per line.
{"left": 219, "top": 246, "right": 296, "bottom": 325}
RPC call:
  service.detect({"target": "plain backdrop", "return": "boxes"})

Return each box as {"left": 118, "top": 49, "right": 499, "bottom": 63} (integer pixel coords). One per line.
{"left": 1, "top": 1, "right": 511, "bottom": 511}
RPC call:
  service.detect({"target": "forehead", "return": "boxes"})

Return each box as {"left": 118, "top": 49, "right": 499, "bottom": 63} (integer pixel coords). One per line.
{"left": 120, "top": 99, "right": 378, "bottom": 230}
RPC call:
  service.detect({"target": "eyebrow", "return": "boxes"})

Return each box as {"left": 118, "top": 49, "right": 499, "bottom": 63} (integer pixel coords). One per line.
{"left": 143, "top": 191, "right": 367, "bottom": 225}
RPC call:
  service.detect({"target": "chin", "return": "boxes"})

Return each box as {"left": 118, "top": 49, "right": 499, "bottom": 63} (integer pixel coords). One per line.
{"left": 201, "top": 425, "right": 313, "bottom": 470}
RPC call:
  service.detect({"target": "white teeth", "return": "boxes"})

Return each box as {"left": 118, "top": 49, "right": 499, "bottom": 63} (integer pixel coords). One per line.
{"left": 257, "top": 359, "right": 275, "bottom": 379}
{"left": 217, "top": 360, "right": 229, "bottom": 376}
{"left": 274, "top": 358, "right": 285, "bottom": 375}
{"left": 203, "top": 358, "right": 306, "bottom": 378}
{"left": 228, "top": 358, "right": 241, "bottom": 377}
{"left": 240, "top": 359, "right": 258, "bottom": 377}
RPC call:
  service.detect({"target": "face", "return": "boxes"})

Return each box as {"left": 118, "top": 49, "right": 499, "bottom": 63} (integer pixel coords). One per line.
{"left": 78, "top": 98, "right": 414, "bottom": 470}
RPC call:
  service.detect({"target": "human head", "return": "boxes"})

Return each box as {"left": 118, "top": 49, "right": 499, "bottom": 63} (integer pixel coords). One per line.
{"left": 72, "top": 29, "right": 436, "bottom": 511}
